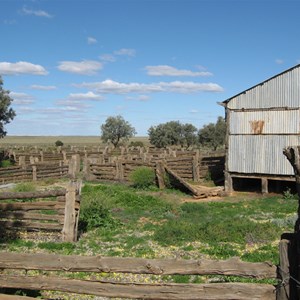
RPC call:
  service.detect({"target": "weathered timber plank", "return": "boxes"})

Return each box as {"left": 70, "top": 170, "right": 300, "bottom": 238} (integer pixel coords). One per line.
{"left": 0, "top": 211, "right": 64, "bottom": 221}
{"left": 0, "top": 253, "right": 276, "bottom": 278}
{"left": 0, "top": 189, "right": 66, "bottom": 200}
{"left": 0, "top": 220, "right": 62, "bottom": 230}
{"left": 0, "top": 294, "right": 37, "bottom": 300}
{"left": 0, "top": 201, "right": 65, "bottom": 211}
{"left": 165, "top": 166, "right": 200, "bottom": 196}
{"left": 0, "top": 275, "right": 276, "bottom": 300}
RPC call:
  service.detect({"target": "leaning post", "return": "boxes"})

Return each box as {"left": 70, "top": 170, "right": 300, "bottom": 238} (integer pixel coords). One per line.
{"left": 281, "top": 146, "right": 300, "bottom": 299}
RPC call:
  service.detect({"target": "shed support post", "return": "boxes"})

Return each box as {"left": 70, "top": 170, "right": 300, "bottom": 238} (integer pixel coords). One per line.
{"left": 224, "top": 171, "right": 233, "bottom": 193}
{"left": 261, "top": 178, "right": 268, "bottom": 194}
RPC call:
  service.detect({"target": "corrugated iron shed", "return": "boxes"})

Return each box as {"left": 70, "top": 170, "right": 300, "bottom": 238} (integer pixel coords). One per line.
{"left": 221, "top": 64, "right": 300, "bottom": 192}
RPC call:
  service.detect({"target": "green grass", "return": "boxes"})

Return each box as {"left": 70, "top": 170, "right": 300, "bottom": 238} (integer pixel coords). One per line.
{"left": 1, "top": 181, "right": 297, "bottom": 286}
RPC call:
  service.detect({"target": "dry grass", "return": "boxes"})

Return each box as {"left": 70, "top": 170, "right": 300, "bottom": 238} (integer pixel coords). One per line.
{"left": 0, "top": 136, "right": 149, "bottom": 147}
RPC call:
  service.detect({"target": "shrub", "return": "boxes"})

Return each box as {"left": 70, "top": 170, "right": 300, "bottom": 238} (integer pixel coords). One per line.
{"left": 129, "top": 141, "right": 144, "bottom": 147}
{"left": 0, "top": 159, "right": 13, "bottom": 168}
{"left": 55, "top": 140, "right": 64, "bottom": 147}
{"left": 79, "top": 186, "right": 119, "bottom": 231}
{"left": 129, "top": 167, "right": 156, "bottom": 189}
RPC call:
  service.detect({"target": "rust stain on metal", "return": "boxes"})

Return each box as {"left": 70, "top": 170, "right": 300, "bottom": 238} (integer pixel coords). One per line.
{"left": 250, "top": 120, "right": 265, "bottom": 134}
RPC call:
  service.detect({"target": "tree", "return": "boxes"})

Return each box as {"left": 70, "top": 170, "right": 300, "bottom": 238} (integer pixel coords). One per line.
{"left": 198, "top": 116, "right": 226, "bottom": 150}
{"left": 148, "top": 121, "right": 197, "bottom": 148}
{"left": 182, "top": 123, "right": 198, "bottom": 148}
{"left": 0, "top": 76, "right": 16, "bottom": 138}
{"left": 55, "top": 140, "right": 64, "bottom": 147}
{"left": 100, "top": 115, "right": 136, "bottom": 148}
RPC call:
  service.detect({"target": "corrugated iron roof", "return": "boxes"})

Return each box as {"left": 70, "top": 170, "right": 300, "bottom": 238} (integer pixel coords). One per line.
{"left": 222, "top": 63, "right": 300, "bottom": 105}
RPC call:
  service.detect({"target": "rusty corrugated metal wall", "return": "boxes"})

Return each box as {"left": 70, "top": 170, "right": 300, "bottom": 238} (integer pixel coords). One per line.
{"left": 225, "top": 65, "right": 300, "bottom": 176}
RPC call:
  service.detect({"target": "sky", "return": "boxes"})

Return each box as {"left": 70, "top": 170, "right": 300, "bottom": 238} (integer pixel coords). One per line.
{"left": 1, "top": 0, "right": 300, "bottom": 137}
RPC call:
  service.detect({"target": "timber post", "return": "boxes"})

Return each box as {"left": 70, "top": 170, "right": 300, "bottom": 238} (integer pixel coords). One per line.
{"left": 192, "top": 150, "right": 200, "bottom": 182}
{"left": 156, "top": 161, "right": 166, "bottom": 189}
{"left": 18, "top": 156, "right": 26, "bottom": 169}
{"left": 32, "top": 165, "right": 37, "bottom": 181}
{"left": 115, "top": 160, "right": 124, "bottom": 182}
{"left": 62, "top": 181, "right": 78, "bottom": 242}
{"left": 282, "top": 146, "right": 300, "bottom": 299}
{"left": 68, "top": 154, "right": 80, "bottom": 179}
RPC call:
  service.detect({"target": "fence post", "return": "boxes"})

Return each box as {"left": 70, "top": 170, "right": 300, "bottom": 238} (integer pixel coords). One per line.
{"left": 68, "top": 154, "right": 80, "bottom": 179}
{"left": 115, "top": 160, "right": 124, "bottom": 181}
{"left": 277, "top": 239, "right": 290, "bottom": 300}
{"left": 62, "top": 181, "right": 78, "bottom": 242}
{"left": 40, "top": 151, "right": 44, "bottom": 162}
{"left": 192, "top": 150, "right": 200, "bottom": 182}
{"left": 18, "top": 156, "right": 26, "bottom": 169}
{"left": 282, "top": 146, "right": 300, "bottom": 299}
{"left": 62, "top": 151, "right": 67, "bottom": 163}
{"left": 156, "top": 161, "right": 166, "bottom": 189}
{"left": 32, "top": 165, "right": 37, "bottom": 181}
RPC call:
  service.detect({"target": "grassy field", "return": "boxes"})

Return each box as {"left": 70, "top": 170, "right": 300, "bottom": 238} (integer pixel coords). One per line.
{"left": 0, "top": 179, "right": 297, "bottom": 298}
{"left": 0, "top": 136, "right": 150, "bottom": 147}
{"left": 1, "top": 180, "right": 297, "bottom": 265}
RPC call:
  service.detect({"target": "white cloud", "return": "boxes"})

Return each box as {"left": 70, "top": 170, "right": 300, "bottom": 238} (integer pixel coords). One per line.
{"left": 114, "top": 48, "right": 136, "bottom": 57}
{"left": 189, "top": 109, "right": 199, "bottom": 114}
{"left": 87, "top": 37, "right": 97, "bottom": 45}
{"left": 30, "top": 84, "right": 57, "bottom": 90}
{"left": 145, "top": 65, "right": 212, "bottom": 77}
{"left": 57, "top": 60, "right": 102, "bottom": 75}
{"left": 10, "top": 92, "right": 35, "bottom": 105}
{"left": 20, "top": 6, "right": 53, "bottom": 18}
{"left": 126, "top": 95, "right": 150, "bottom": 102}
{"left": 16, "top": 107, "right": 35, "bottom": 113}
{"left": 275, "top": 59, "right": 284, "bottom": 65}
{"left": 0, "top": 61, "right": 48, "bottom": 75}
{"left": 3, "top": 19, "right": 17, "bottom": 25}
{"left": 99, "top": 54, "right": 116, "bottom": 62}
{"left": 76, "top": 79, "right": 162, "bottom": 94}
{"left": 68, "top": 91, "right": 104, "bottom": 101}
{"left": 75, "top": 79, "right": 223, "bottom": 94}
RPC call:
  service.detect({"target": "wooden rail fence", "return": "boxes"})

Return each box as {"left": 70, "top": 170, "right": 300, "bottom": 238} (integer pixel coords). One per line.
{"left": 4, "top": 148, "right": 225, "bottom": 184}
{"left": 0, "top": 252, "right": 278, "bottom": 299}
{"left": 0, "top": 181, "right": 81, "bottom": 242}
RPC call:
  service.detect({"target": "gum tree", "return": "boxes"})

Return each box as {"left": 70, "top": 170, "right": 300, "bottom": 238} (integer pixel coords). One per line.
{"left": 100, "top": 115, "right": 136, "bottom": 148}
{"left": 0, "top": 76, "right": 16, "bottom": 138}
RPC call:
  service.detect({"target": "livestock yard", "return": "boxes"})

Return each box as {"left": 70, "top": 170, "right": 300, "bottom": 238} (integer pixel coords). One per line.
{"left": 0, "top": 137, "right": 298, "bottom": 299}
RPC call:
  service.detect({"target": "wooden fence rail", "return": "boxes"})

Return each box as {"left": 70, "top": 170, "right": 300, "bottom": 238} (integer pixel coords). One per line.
{"left": 0, "top": 252, "right": 277, "bottom": 299}
{"left": 0, "top": 181, "right": 81, "bottom": 242}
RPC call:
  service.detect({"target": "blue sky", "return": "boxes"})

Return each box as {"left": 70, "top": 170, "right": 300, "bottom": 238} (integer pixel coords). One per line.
{"left": 1, "top": 0, "right": 300, "bottom": 136}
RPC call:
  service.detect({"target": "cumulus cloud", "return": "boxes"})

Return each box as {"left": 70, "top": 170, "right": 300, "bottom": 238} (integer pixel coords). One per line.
{"left": 55, "top": 100, "right": 91, "bottom": 112}
{"left": 145, "top": 65, "right": 212, "bottom": 77}
{"left": 87, "top": 37, "right": 97, "bottom": 44}
{"left": 30, "top": 84, "right": 56, "bottom": 90}
{"left": 99, "top": 54, "right": 116, "bottom": 62}
{"left": 114, "top": 48, "right": 136, "bottom": 57}
{"left": 20, "top": 6, "right": 53, "bottom": 18}
{"left": 126, "top": 95, "right": 150, "bottom": 102}
{"left": 0, "top": 61, "right": 48, "bottom": 75}
{"left": 10, "top": 92, "right": 35, "bottom": 104}
{"left": 68, "top": 91, "right": 104, "bottom": 101}
{"left": 57, "top": 60, "right": 102, "bottom": 75}
{"left": 75, "top": 79, "right": 223, "bottom": 94}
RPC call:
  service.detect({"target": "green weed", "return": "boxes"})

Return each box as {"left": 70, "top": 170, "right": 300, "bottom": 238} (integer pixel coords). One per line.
{"left": 13, "top": 182, "right": 36, "bottom": 193}
{"left": 129, "top": 166, "right": 156, "bottom": 189}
